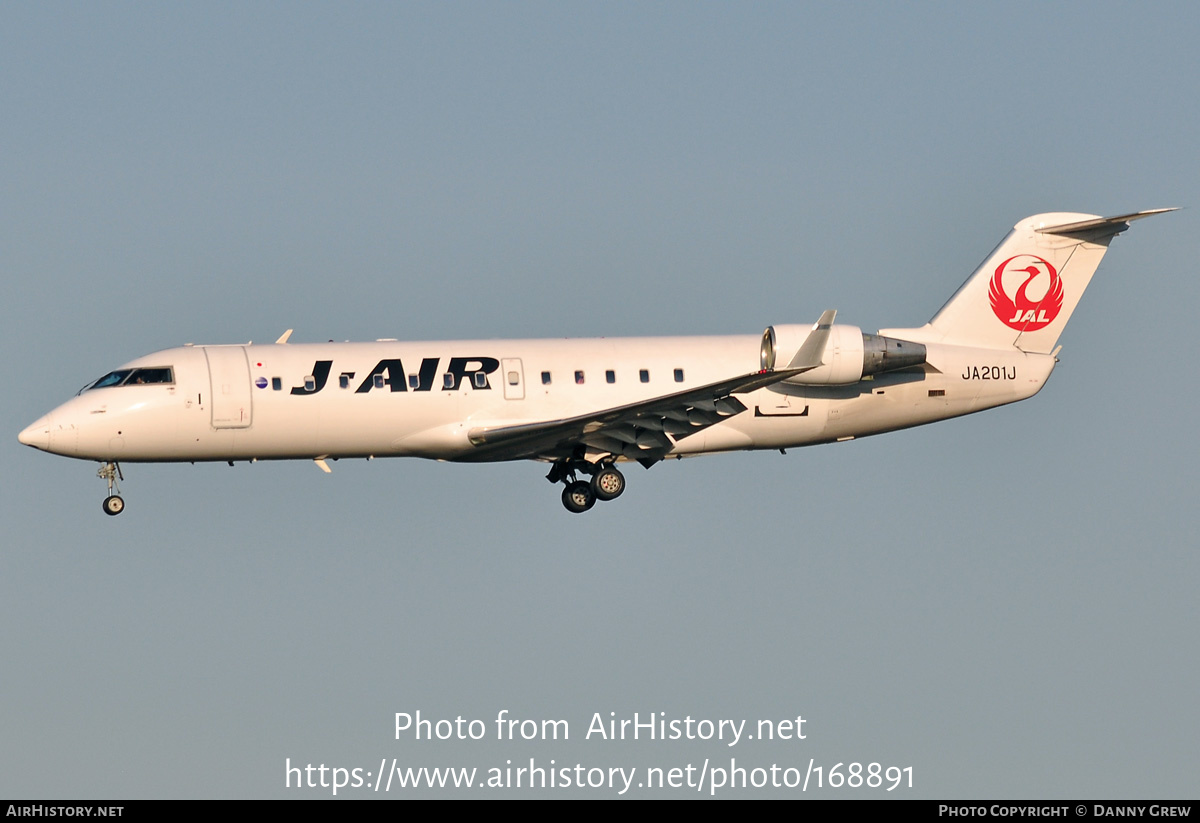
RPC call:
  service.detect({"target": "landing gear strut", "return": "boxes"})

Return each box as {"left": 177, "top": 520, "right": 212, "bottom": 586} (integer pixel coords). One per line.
{"left": 98, "top": 462, "right": 125, "bottom": 516}
{"left": 548, "top": 458, "right": 626, "bottom": 514}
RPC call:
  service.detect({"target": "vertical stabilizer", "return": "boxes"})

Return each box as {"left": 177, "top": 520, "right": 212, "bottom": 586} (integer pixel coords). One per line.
{"left": 880, "top": 209, "right": 1174, "bottom": 353}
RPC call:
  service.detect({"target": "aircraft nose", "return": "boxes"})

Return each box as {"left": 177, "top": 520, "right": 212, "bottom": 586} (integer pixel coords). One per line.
{"left": 18, "top": 416, "right": 51, "bottom": 451}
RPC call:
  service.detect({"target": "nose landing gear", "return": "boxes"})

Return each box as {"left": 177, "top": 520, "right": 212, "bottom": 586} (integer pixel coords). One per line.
{"left": 548, "top": 458, "right": 626, "bottom": 514}
{"left": 98, "top": 462, "right": 125, "bottom": 516}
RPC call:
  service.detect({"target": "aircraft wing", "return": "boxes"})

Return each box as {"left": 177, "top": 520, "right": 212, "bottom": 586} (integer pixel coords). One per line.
{"left": 460, "top": 311, "right": 837, "bottom": 463}
{"left": 460, "top": 366, "right": 812, "bottom": 462}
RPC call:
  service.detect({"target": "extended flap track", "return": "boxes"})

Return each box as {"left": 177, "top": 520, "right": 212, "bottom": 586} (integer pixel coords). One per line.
{"left": 579, "top": 395, "right": 746, "bottom": 457}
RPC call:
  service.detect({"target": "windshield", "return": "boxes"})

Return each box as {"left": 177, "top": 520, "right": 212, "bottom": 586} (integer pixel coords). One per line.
{"left": 86, "top": 370, "right": 133, "bottom": 391}
{"left": 82, "top": 367, "right": 174, "bottom": 392}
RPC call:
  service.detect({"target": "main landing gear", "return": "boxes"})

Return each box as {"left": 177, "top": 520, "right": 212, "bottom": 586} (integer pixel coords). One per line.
{"left": 548, "top": 458, "right": 626, "bottom": 514}
{"left": 98, "top": 461, "right": 125, "bottom": 516}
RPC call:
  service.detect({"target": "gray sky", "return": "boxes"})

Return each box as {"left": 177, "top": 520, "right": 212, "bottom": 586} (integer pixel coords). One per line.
{"left": 3, "top": 2, "right": 1197, "bottom": 798}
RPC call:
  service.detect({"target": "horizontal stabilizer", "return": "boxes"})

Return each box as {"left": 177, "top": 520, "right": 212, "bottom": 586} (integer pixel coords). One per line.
{"left": 1036, "top": 208, "right": 1178, "bottom": 237}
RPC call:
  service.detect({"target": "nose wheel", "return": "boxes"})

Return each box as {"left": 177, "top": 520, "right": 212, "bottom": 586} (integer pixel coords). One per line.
{"left": 98, "top": 462, "right": 125, "bottom": 516}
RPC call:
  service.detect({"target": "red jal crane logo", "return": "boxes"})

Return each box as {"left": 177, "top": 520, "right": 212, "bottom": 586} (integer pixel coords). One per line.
{"left": 989, "top": 254, "right": 1063, "bottom": 331}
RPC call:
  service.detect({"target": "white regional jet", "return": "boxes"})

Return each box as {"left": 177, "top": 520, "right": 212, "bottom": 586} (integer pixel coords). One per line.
{"left": 19, "top": 209, "right": 1173, "bottom": 515}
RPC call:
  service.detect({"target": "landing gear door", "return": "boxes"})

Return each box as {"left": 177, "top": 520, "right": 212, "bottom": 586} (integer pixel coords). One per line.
{"left": 501, "top": 358, "right": 524, "bottom": 400}
{"left": 204, "top": 346, "right": 253, "bottom": 428}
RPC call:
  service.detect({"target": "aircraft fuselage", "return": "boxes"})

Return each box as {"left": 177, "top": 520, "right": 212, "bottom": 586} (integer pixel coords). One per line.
{"left": 20, "top": 335, "right": 1051, "bottom": 465}
{"left": 19, "top": 209, "right": 1171, "bottom": 514}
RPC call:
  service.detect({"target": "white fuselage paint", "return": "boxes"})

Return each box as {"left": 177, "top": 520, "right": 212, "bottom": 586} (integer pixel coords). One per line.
{"left": 19, "top": 210, "right": 1168, "bottom": 515}
{"left": 22, "top": 334, "right": 1055, "bottom": 465}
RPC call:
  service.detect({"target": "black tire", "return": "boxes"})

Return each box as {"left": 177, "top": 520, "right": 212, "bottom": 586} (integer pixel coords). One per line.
{"left": 561, "top": 481, "right": 596, "bottom": 513}
{"left": 102, "top": 495, "right": 125, "bottom": 516}
{"left": 591, "top": 466, "right": 625, "bottom": 501}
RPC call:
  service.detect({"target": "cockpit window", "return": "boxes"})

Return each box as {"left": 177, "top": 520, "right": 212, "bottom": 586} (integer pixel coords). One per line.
{"left": 85, "top": 367, "right": 174, "bottom": 391}
{"left": 88, "top": 370, "right": 133, "bottom": 390}
{"left": 127, "top": 367, "right": 174, "bottom": 385}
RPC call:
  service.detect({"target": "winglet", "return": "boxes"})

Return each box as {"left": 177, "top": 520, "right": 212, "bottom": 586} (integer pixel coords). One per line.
{"left": 276, "top": 329, "right": 294, "bottom": 344}
{"left": 787, "top": 310, "right": 837, "bottom": 370}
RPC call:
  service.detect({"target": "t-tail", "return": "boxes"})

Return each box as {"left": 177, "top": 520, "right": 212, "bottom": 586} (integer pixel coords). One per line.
{"left": 881, "top": 209, "right": 1176, "bottom": 354}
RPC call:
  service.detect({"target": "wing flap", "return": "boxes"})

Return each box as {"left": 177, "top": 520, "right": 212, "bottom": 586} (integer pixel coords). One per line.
{"left": 461, "top": 364, "right": 810, "bottom": 462}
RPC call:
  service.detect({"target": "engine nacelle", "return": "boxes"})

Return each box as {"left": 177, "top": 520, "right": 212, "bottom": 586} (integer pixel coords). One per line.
{"left": 760, "top": 324, "right": 926, "bottom": 385}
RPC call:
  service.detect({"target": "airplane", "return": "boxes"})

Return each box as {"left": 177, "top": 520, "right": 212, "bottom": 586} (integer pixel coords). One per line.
{"left": 18, "top": 209, "right": 1174, "bottom": 515}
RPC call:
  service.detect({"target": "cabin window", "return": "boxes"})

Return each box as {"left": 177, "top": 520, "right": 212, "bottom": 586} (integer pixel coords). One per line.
{"left": 507, "top": 371, "right": 520, "bottom": 386}
{"left": 272, "top": 377, "right": 282, "bottom": 391}
{"left": 541, "top": 371, "right": 551, "bottom": 385}
{"left": 674, "top": 368, "right": 685, "bottom": 382}
{"left": 339, "top": 374, "right": 350, "bottom": 389}
{"left": 575, "top": 370, "right": 585, "bottom": 384}
{"left": 606, "top": 370, "right": 616, "bottom": 384}
{"left": 639, "top": 369, "right": 649, "bottom": 383}
{"left": 473, "top": 372, "right": 487, "bottom": 388}
{"left": 374, "top": 374, "right": 386, "bottom": 389}
{"left": 408, "top": 374, "right": 420, "bottom": 389}
{"left": 443, "top": 373, "right": 455, "bottom": 389}
{"left": 304, "top": 376, "right": 317, "bottom": 392}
